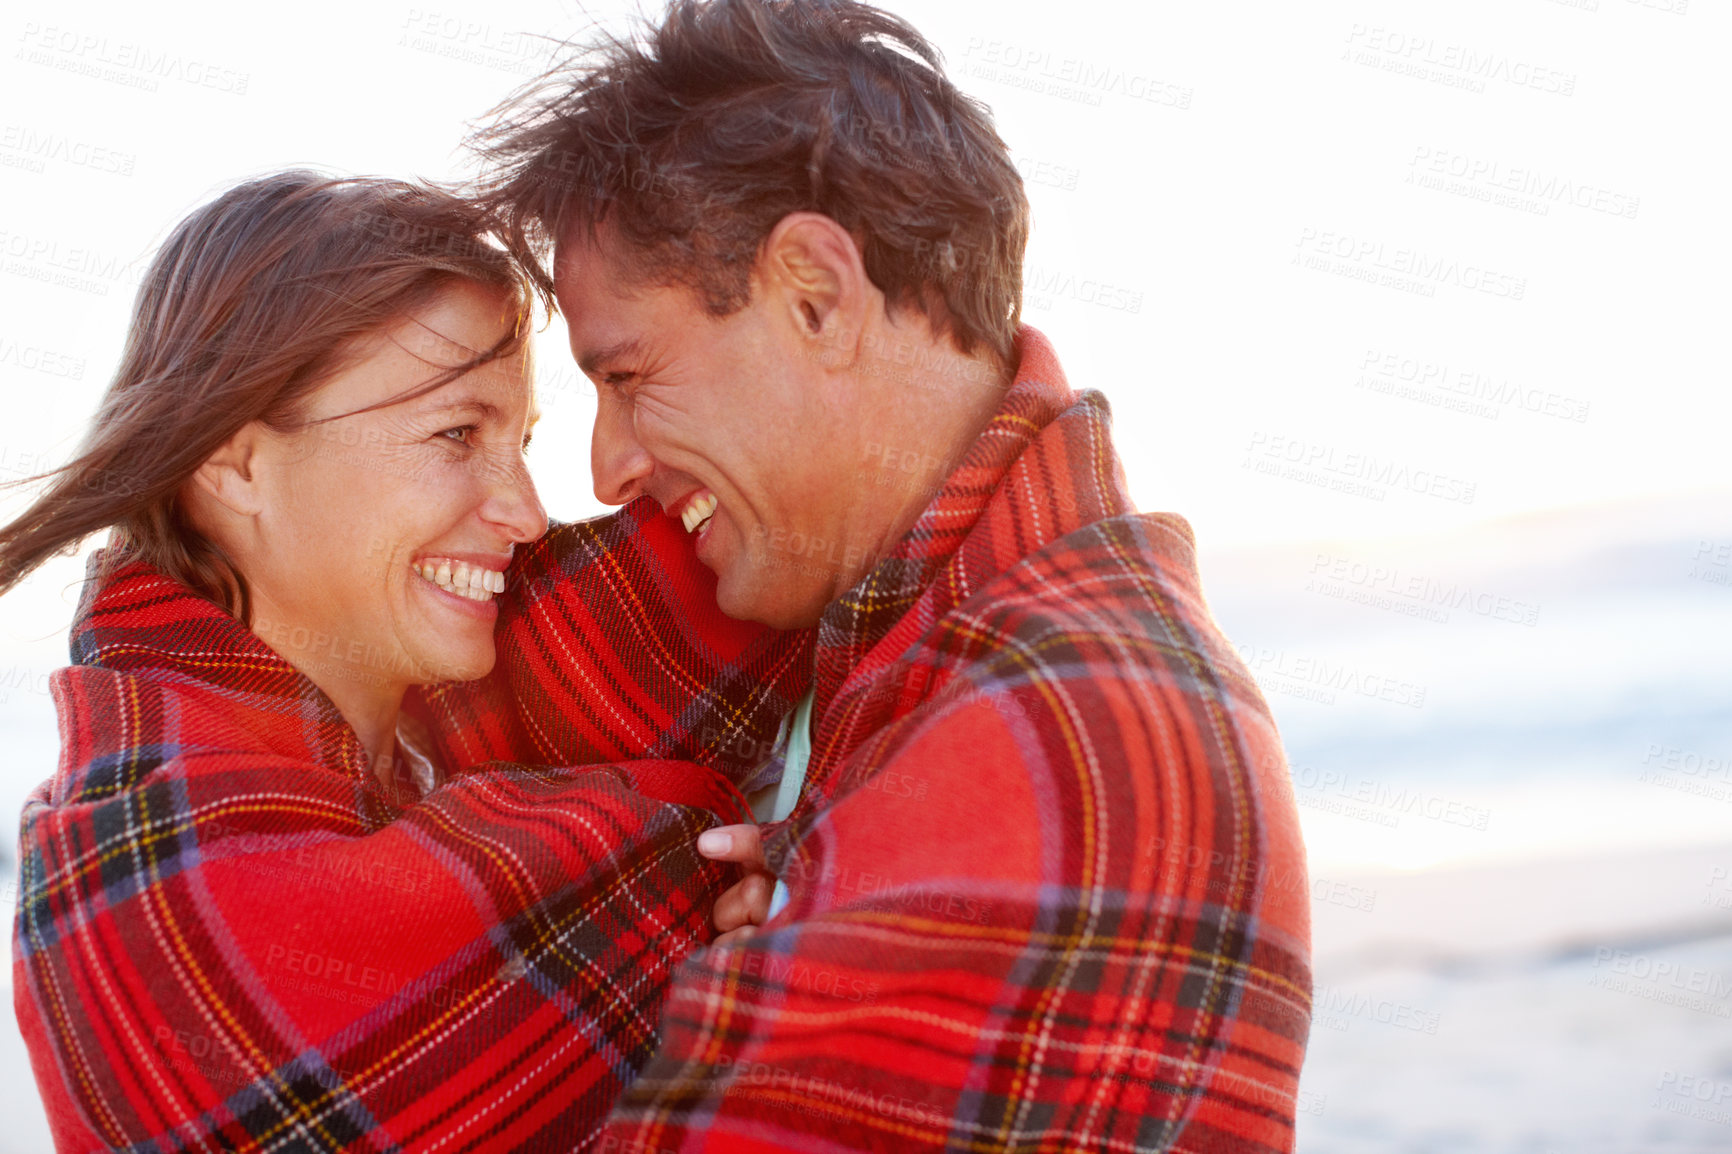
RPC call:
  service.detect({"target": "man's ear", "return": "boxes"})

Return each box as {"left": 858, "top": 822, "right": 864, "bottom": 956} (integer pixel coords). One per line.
{"left": 188, "top": 423, "right": 268, "bottom": 519}
{"left": 759, "top": 212, "right": 870, "bottom": 363}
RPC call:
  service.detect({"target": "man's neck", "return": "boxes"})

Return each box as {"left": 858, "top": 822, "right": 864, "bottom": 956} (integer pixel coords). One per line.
{"left": 841, "top": 327, "right": 1013, "bottom": 584}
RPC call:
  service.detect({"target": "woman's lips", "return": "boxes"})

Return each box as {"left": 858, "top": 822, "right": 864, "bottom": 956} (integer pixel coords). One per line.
{"left": 412, "top": 557, "right": 506, "bottom": 601}
{"left": 410, "top": 556, "right": 507, "bottom": 618}
{"left": 413, "top": 572, "right": 499, "bottom": 619}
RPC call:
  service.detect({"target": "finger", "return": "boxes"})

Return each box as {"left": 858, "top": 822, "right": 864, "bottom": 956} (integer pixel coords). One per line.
{"left": 713, "top": 871, "right": 774, "bottom": 933}
{"left": 711, "top": 925, "right": 758, "bottom": 948}
{"left": 696, "top": 823, "right": 766, "bottom": 869}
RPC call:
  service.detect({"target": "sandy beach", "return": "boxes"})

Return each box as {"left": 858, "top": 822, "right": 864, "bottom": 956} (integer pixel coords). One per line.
{"left": 1298, "top": 843, "right": 1732, "bottom": 1153}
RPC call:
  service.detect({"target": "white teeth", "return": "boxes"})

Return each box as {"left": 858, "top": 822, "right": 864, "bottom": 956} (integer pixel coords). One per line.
{"left": 412, "top": 559, "right": 506, "bottom": 603}
{"left": 681, "top": 493, "right": 718, "bottom": 534}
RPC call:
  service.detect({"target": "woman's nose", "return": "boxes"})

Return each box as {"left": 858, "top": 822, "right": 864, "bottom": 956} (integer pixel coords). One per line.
{"left": 479, "top": 450, "right": 548, "bottom": 543}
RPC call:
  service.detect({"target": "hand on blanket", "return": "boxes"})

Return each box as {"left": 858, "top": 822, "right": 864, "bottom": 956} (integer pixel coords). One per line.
{"left": 700, "top": 824, "right": 776, "bottom": 946}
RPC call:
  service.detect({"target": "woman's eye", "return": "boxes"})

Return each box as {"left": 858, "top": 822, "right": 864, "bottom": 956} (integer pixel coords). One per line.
{"left": 438, "top": 424, "right": 478, "bottom": 445}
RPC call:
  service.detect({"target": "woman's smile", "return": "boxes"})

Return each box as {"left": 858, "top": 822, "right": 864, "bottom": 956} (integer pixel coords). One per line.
{"left": 411, "top": 555, "right": 509, "bottom": 607}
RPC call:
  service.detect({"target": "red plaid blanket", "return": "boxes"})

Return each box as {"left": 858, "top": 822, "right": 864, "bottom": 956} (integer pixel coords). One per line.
{"left": 461, "top": 328, "right": 1314, "bottom": 1151}
{"left": 12, "top": 503, "right": 807, "bottom": 1152}
{"left": 411, "top": 500, "right": 812, "bottom": 778}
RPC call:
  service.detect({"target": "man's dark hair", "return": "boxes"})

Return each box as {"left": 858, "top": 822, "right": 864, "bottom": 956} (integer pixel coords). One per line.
{"left": 473, "top": 0, "right": 1029, "bottom": 367}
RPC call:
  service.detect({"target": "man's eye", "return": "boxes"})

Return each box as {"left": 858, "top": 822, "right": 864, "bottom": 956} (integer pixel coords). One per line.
{"left": 602, "top": 371, "right": 635, "bottom": 390}
{"left": 438, "top": 424, "right": 478, "bottom": 445}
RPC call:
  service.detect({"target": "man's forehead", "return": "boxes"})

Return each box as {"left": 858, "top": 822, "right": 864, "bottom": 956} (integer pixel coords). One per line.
{"left": 553, "top": 228, "right": 684, "bottom": 369}
{"left": 552, "top": 221, "right": 629, "bottom": 296}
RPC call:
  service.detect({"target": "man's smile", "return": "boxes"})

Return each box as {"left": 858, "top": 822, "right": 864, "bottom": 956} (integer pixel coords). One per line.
{"left": 678, "top": 489, "right": 718, "bottom": 535}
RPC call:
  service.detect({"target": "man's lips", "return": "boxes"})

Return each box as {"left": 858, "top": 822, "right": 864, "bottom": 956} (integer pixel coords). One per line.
{"left": 675, "top": 489, "right": 718, "bottom": 535}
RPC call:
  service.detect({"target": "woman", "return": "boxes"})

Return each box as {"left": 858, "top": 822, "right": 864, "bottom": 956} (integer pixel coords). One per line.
{"left": 3, "top": 172, "right": 802, "bottom": 1152}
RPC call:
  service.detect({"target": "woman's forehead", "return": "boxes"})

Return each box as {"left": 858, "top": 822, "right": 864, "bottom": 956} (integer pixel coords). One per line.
{"left": 308, "top": 299, "right": 532, "bottom": 422}
{"left": 389, "top": 283, "right": 522, "bottom": 364}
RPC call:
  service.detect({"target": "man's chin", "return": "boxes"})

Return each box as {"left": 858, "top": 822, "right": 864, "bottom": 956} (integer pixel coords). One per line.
{"left": 715, "top": 568, "right": 824, "bottom": 631}
{"left": 713, "top": 579, "right": 774, "bottom": 626}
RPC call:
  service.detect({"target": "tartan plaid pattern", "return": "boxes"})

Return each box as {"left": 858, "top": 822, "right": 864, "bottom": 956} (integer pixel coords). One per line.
{"left": 411, "top": 498, "right": 812, "bottom": 784}
{"left": 588, "top": 328, "right": 1314, "bottom": 1152}
{"left": 13, "top": 503, "right": 807, "bottom": 1152}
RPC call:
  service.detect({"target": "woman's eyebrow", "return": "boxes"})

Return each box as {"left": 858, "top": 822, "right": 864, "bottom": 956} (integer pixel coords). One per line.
{"left": 421, "top": 398, "right": 501, "bottom": 420}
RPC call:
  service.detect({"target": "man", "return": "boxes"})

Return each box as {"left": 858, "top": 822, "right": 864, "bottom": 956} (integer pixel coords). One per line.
{"left": 461, "top": 0, "right": 1312, "bottom": 1148}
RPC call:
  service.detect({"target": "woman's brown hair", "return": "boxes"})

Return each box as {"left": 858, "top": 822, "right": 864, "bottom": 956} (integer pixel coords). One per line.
{"left": 0, "top": 171, "right": 533, "bottom": 620}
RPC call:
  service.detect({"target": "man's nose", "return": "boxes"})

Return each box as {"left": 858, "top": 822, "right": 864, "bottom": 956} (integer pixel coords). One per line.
{"left": 591, "top": 394, "right": 653, "bottom": 506}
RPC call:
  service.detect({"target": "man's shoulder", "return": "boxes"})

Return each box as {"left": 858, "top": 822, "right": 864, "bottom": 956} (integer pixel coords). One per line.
{"left": 911, "top": 509, "right": 1268, "bottom": 732}
{"left": 508, "top": 505, "right": 641, "bottom": 601}
{"left": 953, "top": 511, "right": 1216, "bottom": 654}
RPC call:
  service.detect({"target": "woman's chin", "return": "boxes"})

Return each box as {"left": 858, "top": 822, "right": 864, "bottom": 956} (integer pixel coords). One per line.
{"left": 407, "top": 641, "right": 495, "bottom": 686}
{"left": 404, "top": 580, "right": 499, "bottom": 682}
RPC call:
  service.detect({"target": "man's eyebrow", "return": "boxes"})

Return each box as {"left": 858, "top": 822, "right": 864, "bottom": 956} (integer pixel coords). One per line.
{"left": 579, "top": 338, "right": 643, "bottom": 376}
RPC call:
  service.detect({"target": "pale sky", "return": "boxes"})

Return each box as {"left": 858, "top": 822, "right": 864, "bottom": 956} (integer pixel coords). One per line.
{"left": 3, "top": 0, "right": 1726, "bottom": 552}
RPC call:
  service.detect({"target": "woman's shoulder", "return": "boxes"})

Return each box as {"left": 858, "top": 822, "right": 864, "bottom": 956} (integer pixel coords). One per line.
{"left": 49, "top": 552, "right": 362, "bottom": 797}
{"left": 42, "top": 660, "right": 354, "bottom": 811}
